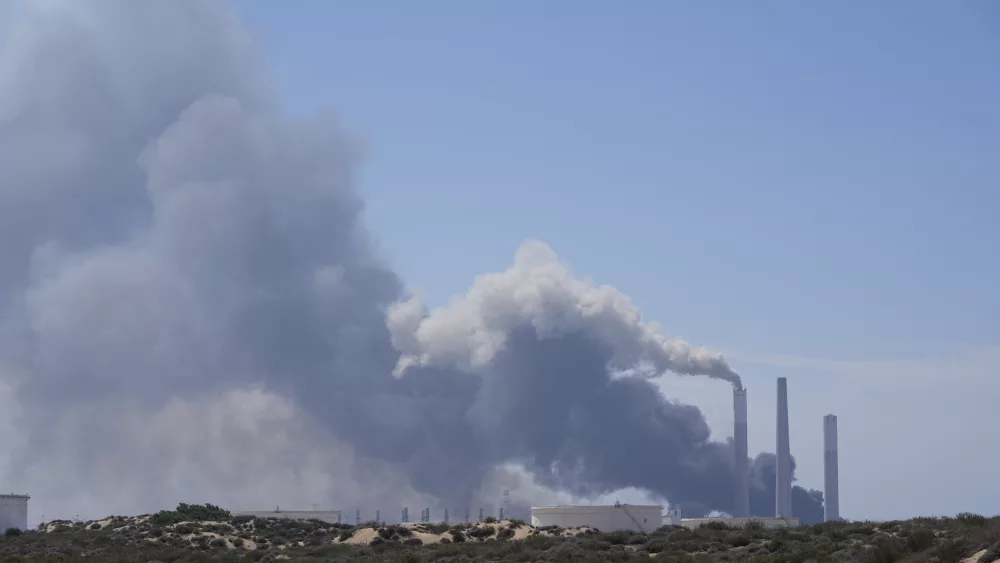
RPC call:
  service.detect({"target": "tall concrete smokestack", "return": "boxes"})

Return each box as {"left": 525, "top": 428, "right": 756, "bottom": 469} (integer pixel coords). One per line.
{"left": 824, "top": 414, "right": 840, "bottom": 522}
{"left": 775, "top": 377, "right": 792, "bottom": 517}
{"left": 733, "top": 387, "right": 750, "bottom": 517}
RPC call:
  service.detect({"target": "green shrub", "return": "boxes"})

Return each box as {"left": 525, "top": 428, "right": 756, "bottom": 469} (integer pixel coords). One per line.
{"left": 497, "top": 528, "right": 515, "bottom": 540}
{"left": 864, "top": 537, "right": 905, "bottom": 563}
{"left": 483, "top": 516, "right": 498, "bottom": 523}
{"left": 424, "top": 522, "right": 450, "bottom": 534}
{"left": 904, "top": 528, "right": 936, "bottom": 552}
{"left": 933, "top": 538, "right": 970, "bottom": 563}
{"left": 468, "top": 526, "right": 495, "bottom": 539}
{"left": 729, "top": 534, "right": 752, "bottom": 547}
{"left": 956, "top": 513, "right": 988, "bottom": 527}
{"left": 151, "top": 503, "right": 231, "bottom": 527}
{"left": 981, "top": 542, "right": 1000, "bottom": 563}
{"left": 4, "top": 527, "right": 22, "bottom": 536}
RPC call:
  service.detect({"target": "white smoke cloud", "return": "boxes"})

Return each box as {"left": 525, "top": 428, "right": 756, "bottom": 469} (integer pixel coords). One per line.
{"left": 388, "top": 239, "right": 740, "bottom": 387}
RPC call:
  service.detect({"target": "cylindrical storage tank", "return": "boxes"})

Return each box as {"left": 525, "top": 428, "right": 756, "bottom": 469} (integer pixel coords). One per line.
{"left": 530, "top": 505, "right": 663, "bottom": 532}
{"left": 0, "top": 494, "right": 30, "bottom": 531}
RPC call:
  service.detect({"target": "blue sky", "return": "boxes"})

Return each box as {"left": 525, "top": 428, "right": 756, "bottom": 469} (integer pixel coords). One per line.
{"left": 235, "top": 1, "right": 999, "bottom": 520}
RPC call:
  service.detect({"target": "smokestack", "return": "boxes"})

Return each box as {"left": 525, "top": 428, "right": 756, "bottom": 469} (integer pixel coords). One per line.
{"left": 824, "top": 414, "right": 840, "bottom": 522}
{"left": 733, "top": 387, "right": 750, "bottom": 517}
{"left": 775, "top": 377, "right": 792, "bottom": 517}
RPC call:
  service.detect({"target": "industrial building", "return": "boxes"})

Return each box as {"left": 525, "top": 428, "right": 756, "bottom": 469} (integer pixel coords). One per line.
{"left": 726, "top": 376, "right": 842, "bottom": 526}
{"left": 529, "top": 503, "right": 663, "bottom": 533}
{"left": 529, "top": 376, "right": 841, "bottom": 532}
{"left": 213, "top": 378, "right": 844, "bottom": 534}
{"left": 0, "top": 494, "right": 30, "bottom": 531}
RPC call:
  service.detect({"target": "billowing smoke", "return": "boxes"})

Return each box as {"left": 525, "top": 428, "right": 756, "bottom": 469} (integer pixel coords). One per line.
{"left": 0, "top": 0, "right": 822, "bottom": 524}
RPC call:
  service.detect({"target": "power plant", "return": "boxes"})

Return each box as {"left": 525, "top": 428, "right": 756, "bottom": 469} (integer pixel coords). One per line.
{"left": 16, "top": 378, "right": 841, "bottom": 533}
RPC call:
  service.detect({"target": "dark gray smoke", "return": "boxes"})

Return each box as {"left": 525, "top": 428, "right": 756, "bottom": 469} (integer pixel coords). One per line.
{"left": 0, "top": 0, "right": 822, "bottom": 524}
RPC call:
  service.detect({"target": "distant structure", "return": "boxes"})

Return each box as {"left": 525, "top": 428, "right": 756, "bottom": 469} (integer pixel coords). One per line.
{"left": 666, "top": 507, "right": 682, "bottom": 526}
{"left": 824, "top": 414, "right": 841, "bottom": 522}
{"left": 733, "top": 387, "right": 750, "bottom": 517}
{"left": 530, "top": 504, "right": 662, "bottom": 533}
{"left": 0, "top": 494, "right": 29, "bottom": 531}
{"left": 775, "top": 377, "right": 793, "bottom": 517}
{"left": 401, "top": 507, "right": 409, "bottom": 523}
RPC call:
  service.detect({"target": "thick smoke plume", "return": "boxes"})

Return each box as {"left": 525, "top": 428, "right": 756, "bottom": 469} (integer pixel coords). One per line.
{"left": 0, "top": 0, "right": 822, "bottom": 524}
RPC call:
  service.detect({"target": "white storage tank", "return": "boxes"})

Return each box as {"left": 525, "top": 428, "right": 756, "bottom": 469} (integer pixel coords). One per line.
{"left": 530, "top": 504, "right": 663, "bottom": 533}
{"left": 0, "top": 494, "right": 30, "bottom": 531}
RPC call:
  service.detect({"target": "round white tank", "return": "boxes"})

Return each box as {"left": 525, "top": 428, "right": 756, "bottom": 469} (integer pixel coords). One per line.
{"left": 530, "top": 505, "right": 663, "bottom": 533}
{"left": 0, "top": 494, "right": 30, "bottom": 532}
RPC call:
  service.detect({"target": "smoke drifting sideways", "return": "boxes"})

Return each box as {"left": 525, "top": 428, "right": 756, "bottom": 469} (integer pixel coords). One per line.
{"left": 0, "top": 0, "right": 822, "bottom": 523}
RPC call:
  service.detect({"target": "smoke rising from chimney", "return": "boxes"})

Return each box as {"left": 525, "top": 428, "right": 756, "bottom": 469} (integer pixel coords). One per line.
{"left": 0, "top": 0, "right": 821, "bottom": 523}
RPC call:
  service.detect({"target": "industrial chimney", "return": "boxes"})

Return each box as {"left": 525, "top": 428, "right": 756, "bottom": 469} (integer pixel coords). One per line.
{"left": 733, "top": 387, "right": 750, "bottom": 517}
{"left": 775, "top": 377, "right": 792, "bottom": 517}
{"left": 824, "top": 414, "right": 840, "bottom": 522}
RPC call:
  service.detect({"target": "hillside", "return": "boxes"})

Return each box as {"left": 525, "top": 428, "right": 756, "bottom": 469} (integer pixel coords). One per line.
{"left": 2, "top": 504, "right": 999, "bottom": 562}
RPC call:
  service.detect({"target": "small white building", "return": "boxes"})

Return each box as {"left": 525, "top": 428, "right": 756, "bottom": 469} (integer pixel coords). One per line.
{"left": 530, "top": 504, "right": 663, "bottom": 533}
{"left": 680, "top": 516, "right": 799, "bottom": 530}
{"left": 0, "top": 494, "right": 30, "bottom": 531}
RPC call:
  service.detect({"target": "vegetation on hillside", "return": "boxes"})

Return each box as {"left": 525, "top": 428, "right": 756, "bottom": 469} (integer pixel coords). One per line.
{"left": 1, "top": 504, "right": 998, "bottom": 562}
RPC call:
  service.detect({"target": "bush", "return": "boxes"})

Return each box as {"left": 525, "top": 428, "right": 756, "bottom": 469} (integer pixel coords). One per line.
{"left": 933, "top": 538, "right": 970, "bottom": 563}
{"left": 151, "top": 503, "right": 231, "bottom": 527}
{"left": 424, "top": 522, "right": 450, "bottom": 534}
{"left": 468, "top": 526, "right": 495, "bottom": 539}
{"left": 483, "top": 516, "right": 498, "bottom": 523}
{"left": 982, "top": 542, "right": 1000, "bottom": 563}
{"left": 863, "top": 538, "right": 904, "bottom": 563}
{"left": 4, "top": 527, "right": 22, "bottom": 536}
{"left": 497, "top": 528, "right": 515, "bottom": 541}
{"left": 956, "top": 513, "right": 988, "bottom": 527}
{"left": 729, "top": 534, "right": 752, "bottom": 547}
{"left": 904, "top": 528, "right": 936, "bottom": 552}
